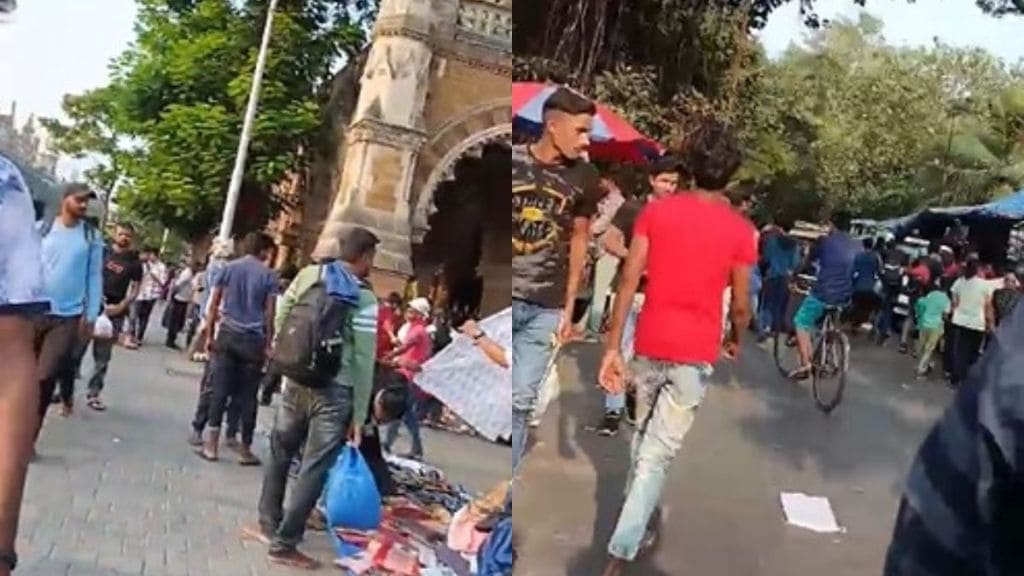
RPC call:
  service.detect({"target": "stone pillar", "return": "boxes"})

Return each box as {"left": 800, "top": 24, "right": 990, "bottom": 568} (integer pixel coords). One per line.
{"left": 315, "top": 0, "right": 441, "bottom": 291}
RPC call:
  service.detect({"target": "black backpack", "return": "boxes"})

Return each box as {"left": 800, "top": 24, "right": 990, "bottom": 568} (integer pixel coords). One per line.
{"left": 272, "top": 268, "right": 355, "bottom": 388}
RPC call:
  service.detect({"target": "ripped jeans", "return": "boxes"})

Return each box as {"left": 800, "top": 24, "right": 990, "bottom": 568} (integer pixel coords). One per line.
{"left": 607, "top": 358, "right": 710, "bottom": 561}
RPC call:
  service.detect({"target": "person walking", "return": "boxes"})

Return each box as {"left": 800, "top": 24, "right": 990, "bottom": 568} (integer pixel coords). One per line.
{"left": 383, "top": 297, "right": 434, "bottom": 460}
{"left": 130, "top": 247, "right": 167, "bottom": 347}
{"left": 512, "top": 87, "right": 604, "bottom": 474}
{"left": 164, "top": 261, "right": 195, "bottom": 349}
{"left": 598, "top": 120, "right": 756, "bottom": 575}
{"left": 595, "top": 156, "right": 682, "bottom": 436}
{"left": 197, "top": 232, "right": 279, "bottom": 465}
{"left": 35, "top": 183, "right": 103, "bottom": 426}
{"left": 86, "top": 224, "right": 143, "bottom": 412}
{"left": 0, "top": 153, "right": 50, "bottom": 576}
{"left": 914, "top": 279, "right": 951, "bottom": 378}
{"left": 948, "top": 258, "right": 993, "bottom": 387}
{"left": 242, "top": 229, "right": 380, "bottom": 569}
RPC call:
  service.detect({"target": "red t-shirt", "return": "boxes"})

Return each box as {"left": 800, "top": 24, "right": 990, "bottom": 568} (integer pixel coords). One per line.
{"left": 397, "top": 320, "right": 433, "bottom": 381}
{"left": 633, "top": 194, "right": 757, "bottom": 364}
{"left": 376, "top": 308, "right": 400, "bottom": 361}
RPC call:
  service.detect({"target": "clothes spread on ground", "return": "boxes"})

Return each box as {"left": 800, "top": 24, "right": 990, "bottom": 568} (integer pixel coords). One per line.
{"left": 511, "top": 145, "right": 603, "bottom": 309}
{"left": 329, "top": 455, "right": 507, "bottom": 575}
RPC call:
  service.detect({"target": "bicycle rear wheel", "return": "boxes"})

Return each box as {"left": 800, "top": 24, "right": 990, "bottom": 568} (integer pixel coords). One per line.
{"left": 773, "top": 330, "right": 801, "bottom": 378}
{"left": 812, "top": 329, "right": 849, "bottom": 414}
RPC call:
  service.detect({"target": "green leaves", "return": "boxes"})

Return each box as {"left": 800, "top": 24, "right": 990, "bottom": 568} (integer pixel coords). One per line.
{"left": 45, "top": 0, "right": 373, "bottom": 242}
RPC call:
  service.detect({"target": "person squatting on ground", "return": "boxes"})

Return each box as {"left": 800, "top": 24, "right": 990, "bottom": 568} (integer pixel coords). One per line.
{"left": 598, "top": 120, "right": 756, "bottom": 576}
{"left": 197, "top": 232, "right": 279, "bottom": 466}
{"left": 241, "top": 228, "right": 381, "bottom": 570}
{"left": 0, "top": 154, "right": 51, "bottom": 576}
{"left": 34, "top": 183, "right": 103, "bottom": 428}
{"left": 511, "top": 87, "right": 604, "bottom": 474}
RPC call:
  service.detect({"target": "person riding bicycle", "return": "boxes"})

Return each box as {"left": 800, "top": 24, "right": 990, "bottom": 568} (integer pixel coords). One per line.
{"left": 789, "top": 211, "right": 859, "bottom": 380}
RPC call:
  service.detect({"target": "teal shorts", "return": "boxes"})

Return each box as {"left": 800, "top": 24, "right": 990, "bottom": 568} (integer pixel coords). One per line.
{"left": 794, "top": 295, "right": 827, "bottom": 331}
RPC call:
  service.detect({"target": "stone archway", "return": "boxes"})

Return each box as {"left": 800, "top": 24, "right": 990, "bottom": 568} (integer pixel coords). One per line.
{"left": 411, "top": 111, "right": 511, "bottom": 242}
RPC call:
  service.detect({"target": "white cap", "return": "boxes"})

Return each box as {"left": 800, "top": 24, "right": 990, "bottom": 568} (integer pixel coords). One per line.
{"left": 408, "top": 297, "right": 431, "bottom": 317}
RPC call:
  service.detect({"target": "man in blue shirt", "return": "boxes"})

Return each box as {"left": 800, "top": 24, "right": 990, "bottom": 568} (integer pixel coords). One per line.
{"left": 198, "top": 232, "right": 279, "bottom": 465}
{"left": 790, "top": 211, "right": 859, "bottom": 379}
{"left": 35, "top": 183, "right": 103, "bottom": 430}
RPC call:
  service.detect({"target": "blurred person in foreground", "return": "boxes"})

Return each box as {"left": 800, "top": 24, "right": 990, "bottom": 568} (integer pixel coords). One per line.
{"left": 599, "top": 120, "right": 756, "bottom": 575}
{"left": 884, "top": 302, "right": 1024, "bottom": 576}
{"left": 0, "top": 153, "right": 48, "bottom": 576}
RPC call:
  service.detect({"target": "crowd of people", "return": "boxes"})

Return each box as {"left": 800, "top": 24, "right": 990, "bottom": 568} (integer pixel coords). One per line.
{"left": 0, "top": 145, "right": 512, "bottom": 573}
{"left": 511, "top": 86, "right": 1024, "bottom": 576}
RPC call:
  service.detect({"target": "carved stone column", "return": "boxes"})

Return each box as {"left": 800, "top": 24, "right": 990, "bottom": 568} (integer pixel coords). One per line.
{"left": 315, "top": 1, "right": 439, "bottom": 290}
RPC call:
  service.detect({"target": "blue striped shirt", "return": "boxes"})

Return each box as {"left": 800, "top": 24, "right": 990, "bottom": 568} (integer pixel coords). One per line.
{"left": 885, "top": 304, "right": 1024, "bottom": 575}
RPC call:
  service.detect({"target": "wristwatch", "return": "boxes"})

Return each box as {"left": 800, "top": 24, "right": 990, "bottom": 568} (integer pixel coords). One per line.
{"left": 0, "top": 550, "right": 17, "bottom": 571}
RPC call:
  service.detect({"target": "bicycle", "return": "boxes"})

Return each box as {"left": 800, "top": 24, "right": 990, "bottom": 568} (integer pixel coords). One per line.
{"left": 772, "top": 276, "right": 850, "bottom": 414}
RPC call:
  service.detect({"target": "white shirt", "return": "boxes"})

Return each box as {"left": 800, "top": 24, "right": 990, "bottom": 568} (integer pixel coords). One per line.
{"left": 951, "top": 276, "right": 993, "bottom": 332}
{"left": 172, "top": 268, "right": 194, "bottom": 303}
{"left": 139, "top": 260, "right": 168, "bottom": 301}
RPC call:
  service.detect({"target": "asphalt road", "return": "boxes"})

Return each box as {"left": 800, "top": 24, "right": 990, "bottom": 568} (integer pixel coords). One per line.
{"left": 19, "top": 322, "right": 508, "bottom": 575}
{"left": 515, "top": 336, "right": 953, "bottom": 576}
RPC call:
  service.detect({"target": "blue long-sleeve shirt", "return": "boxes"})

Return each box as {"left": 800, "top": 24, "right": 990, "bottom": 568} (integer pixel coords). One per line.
{"left": 41, "top": 220, "right": 103, "bottom": 322}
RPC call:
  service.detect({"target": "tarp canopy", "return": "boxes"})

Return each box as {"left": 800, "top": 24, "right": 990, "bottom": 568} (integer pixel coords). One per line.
{"left": 881, "top": 189, "right": 1024, "bottom": 236}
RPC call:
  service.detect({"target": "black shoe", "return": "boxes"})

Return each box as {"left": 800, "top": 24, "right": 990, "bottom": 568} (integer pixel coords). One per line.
{"left": 597, "top": 410, "right": 622, "bottom": 437}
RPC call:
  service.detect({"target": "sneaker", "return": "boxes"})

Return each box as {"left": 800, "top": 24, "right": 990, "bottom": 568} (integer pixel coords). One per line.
{"left": 596, "top": 410, "right": 622, "bottom": 437}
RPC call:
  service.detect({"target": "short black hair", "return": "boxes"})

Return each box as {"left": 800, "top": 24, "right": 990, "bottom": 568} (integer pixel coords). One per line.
{"left": 116, "top": 223, "right": 136, "bottom": 233}
{"left": 386, "top": 292, "right": 403, "bottom": 307}
{"left": 685, "top": 119, "right": 742, "bottom": 190}
{"left": 862, "top": 237, "right": 875, "bottom": 250}
{"left": 376, "top": 385, "right": 409, "bottom": 423}
{"left": 141, "top": 246, "right": 159, "bottom": 255}
{"left": 542, "top": 87, "right": 597, "bottom": 117}
{"left": 243, "top": 232, "right": 275, "bottom": 256}
{"left": 831, "top": 210, "right": 852, "bottom": 233}
{"left": 279, "top": 263, "right": 299, "bottom": 282}
{"left": 339, "top": 227, "right": 380, "bottom": 264}
{"left": 648, "top": 155, "right": 683, "bottom": 178}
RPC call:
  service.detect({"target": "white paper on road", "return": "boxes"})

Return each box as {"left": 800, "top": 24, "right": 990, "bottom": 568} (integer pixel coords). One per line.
{"left": 414, "top": 308, "right": 511, "bottom": 442}
{"left": 780, "top": 492, "right": 845, "bottom": 534}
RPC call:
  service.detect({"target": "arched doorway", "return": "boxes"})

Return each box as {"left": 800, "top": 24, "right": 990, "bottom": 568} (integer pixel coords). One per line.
{"left": 413, "top": 137, "right": 510, "bottom": 321}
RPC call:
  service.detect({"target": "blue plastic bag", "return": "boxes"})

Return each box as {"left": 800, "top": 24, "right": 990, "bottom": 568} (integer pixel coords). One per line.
{"left": 323, "top": 445, "right": 382, "bottom": 551}
{"left": 478, "top": 515, "right": 514, "bottom": 576}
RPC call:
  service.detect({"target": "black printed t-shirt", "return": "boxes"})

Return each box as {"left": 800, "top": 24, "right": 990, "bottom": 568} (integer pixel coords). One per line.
{"left": 102, "top": 249, "right": 143, "bottom": 313}
{"left": 610, "top": 199, "right": 646, "bottom": 293}
{"left": 512, "top": 145, "right": 604, "bottom": 309}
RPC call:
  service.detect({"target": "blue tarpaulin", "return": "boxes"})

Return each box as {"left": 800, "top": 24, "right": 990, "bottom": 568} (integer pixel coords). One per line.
{"left": 880, "top": 189, "right": 1024, "bottom": 236}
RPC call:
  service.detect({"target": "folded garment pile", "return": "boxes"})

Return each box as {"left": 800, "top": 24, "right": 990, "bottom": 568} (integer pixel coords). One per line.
{"left": 333, "top": 457, "right": 508, "bottom": 576}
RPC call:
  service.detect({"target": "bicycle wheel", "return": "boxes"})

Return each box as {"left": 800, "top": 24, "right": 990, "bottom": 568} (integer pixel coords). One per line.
{"left": 773, "top": 330, "right": 801, "bottom": 378}
{"left": 812, "top": 328, "right": 849, "bottom": 414}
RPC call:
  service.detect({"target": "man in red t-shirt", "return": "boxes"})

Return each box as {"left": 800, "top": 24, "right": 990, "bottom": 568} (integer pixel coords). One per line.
{"left": 599, "top": 121, "right": 756, "bottom": 575}
{"left": 375, "top": 292, "right": 403, "bottom": 361}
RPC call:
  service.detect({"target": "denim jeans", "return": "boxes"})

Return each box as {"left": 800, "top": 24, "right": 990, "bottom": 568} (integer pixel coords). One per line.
{"left": 608, "top": 357, "right": 710, "bottom": 561}
{"left": 511, "top": 299, "right": 560, "bottom": 474}
{"left": 258, "top": 381, "right": 352, "bottom": 554}
{"left": 87, "top": 316, "right": 125, "bottom": 397}
{"left": 206, "top": 327, "right": 265, "bottom": 446}
{"left": 191, "top": 360, "right": 241, "bottom": 438}
{"left": 605, "top": 298, "right": 640, "bottom": 412}
{"left": 384, "top": 376, "right": 424, "bottom": 458}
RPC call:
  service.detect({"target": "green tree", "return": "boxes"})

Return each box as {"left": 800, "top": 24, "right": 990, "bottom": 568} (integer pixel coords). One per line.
{"left": 44, "top": 0, "right": 373, "bottom": 243}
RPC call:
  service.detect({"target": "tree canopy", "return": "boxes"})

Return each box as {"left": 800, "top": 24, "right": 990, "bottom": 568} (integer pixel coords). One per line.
{"left": 44, "top": 0, "right": 374, "bottom": 242}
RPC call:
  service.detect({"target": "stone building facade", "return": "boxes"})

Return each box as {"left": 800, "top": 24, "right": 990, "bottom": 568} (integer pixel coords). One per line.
{"left": 308, "top": 0, "right": 511, "bottom": 314}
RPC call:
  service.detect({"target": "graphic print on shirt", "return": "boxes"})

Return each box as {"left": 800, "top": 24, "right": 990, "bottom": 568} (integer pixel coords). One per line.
{"left": 512, "top": 182, "right": 568, "bottom": 256}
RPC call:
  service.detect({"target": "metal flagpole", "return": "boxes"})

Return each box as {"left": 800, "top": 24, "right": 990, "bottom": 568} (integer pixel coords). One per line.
{"left": 217, "top": 0, "right": 279, "bottom": 242}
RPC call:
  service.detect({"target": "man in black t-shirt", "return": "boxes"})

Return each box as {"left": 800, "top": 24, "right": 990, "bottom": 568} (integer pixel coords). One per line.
{"left": 511, "top": 88, "right": 604, "bottom": 473}
{"left": 85, "top": 224, "right": 142, "bottom": 411}
{"left": 594, "top": 156, "right": 682, "bottom": 436}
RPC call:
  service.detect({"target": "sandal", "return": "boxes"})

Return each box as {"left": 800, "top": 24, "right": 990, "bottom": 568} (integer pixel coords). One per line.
{"left": 240, "top": 525, "right": 271, "bottom": 546}
{"left": 195, "top": 449, "right": 218, "bottom": 462}
{"left": 787, "top": 366, "right": 812, "bottom": 381}
{"left": 87, "top": 398, "right": 107, "bottom": 412}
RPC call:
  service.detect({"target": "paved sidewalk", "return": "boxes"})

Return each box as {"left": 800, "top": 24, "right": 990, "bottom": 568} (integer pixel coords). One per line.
{"left": 19, "top": 337, "right": 507, "bottom": 575}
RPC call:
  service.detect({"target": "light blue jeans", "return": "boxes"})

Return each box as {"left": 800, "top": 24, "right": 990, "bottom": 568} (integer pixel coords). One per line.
{"left": 608, "top": 357, "right": 710, "bottom": 561}
{"left": 511, "top": 299, "right": 560, "bottom": 475}
{"left": 605, "top": 298, "right": 640, "bottom": 412}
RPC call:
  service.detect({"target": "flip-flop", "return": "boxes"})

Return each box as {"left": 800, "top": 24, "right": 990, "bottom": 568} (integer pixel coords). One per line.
{"left": 87, "top": 398, "right": 107, "bottom": 412}
{"left": 238, "top": 454, "right": 262, "bottom": 467}
{"left": 240, "top": 525, "right": 271, "bottom": 546}
{"left": 195, "top": 449, "right": 218, "bottom": 462}
{"left": 787, "top": 366, "right": 812, "bottom": 381}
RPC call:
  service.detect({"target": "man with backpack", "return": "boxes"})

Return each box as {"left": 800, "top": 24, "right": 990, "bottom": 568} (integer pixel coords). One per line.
{"left": 242, "top": 228, "right": 380, "bottom": 570}
{"left": 34, "top": 183, "right": 104, "bottom": 429}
